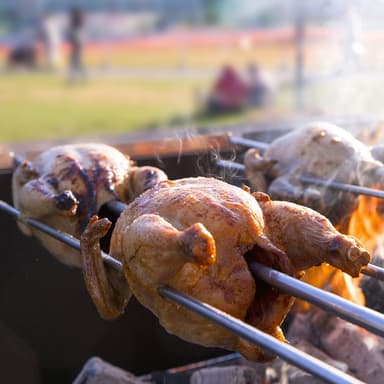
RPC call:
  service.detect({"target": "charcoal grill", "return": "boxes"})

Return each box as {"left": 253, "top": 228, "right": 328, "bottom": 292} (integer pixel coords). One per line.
{"left": 1, "top": 122, "right": 384, "bottom": 384}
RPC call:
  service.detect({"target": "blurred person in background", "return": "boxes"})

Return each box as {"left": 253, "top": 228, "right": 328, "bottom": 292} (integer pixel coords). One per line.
{"left": 245, "top": 62, "right": 275, "bottom": 108}
{"left": 68, "top": 7, "right": 86, "bottom": 82}
{"left": 7, "top": 41, "right": 38, "bottom": 70}
{"left": 205, "top": 65, "right": 248, "bottom": 115}
{"left": 39, "top": 13, "right": 62, "bottom": 70}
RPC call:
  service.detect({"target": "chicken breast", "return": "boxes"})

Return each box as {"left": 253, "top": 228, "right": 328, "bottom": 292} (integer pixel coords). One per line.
{"left": 81, "top": 178, "right": 370, "bottom": 362}
{"left": 13, "top": 143, "right": 167, "bottom": 267}
{"left": 244, "top": 122, "right": 384, "bottom": 227}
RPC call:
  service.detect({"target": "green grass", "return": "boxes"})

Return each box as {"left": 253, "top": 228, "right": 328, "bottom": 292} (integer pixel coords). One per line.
{"left": 0, "top": 73, "right": 213, "bottom": 143}
{"left": 0, "top": 72, "right": 295, "bottom": 144}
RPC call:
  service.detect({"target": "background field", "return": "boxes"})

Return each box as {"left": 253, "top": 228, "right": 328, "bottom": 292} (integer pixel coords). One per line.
{"left": 2, "top": 27, "right": 384, "bottom": 144}
{"left": 0, "top": 34, "right": 296, "bottom": 144}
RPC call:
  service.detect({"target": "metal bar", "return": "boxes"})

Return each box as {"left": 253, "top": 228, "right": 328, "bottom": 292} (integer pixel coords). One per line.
{"left": 160, "top": 286, "right": 363, "bottom": 384}
{"left": 0, "top": 200, "right": 122, "bottom": 271}
{"left": 0, "top": 200, "right": 372, "bottom": 383}
{"left": 216, "top": 159, "right": 245, "bottom": 172}
{"left": 300, "top": 175, "right": 384, "bottom": 200}
{"left": 2, "top": 199, "right": 384, "bottom": 335}
{"left": 218, "top": 157, "right": 384, "bottom": 199}
{"left": 363, "top": 263, "right": 384, "bottom": 281}
{"left": 249, "top": 262, "right": 384, "bottom": 337}
{"left": 215, "top": 159, "right": 384, "bottom": 282}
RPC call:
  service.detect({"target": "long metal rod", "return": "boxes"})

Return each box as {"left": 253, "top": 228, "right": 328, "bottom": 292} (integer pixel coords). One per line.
{"left": 160, "top": 287, "right": 363, "bottom": 384}
{"left": 229, "top": 136, "right": 384, "bottom": 199}
{"left": 249, "top": 262, "right": 384, "bottom": 337}
{"left": 0, "top": 201, "right": 122, "bottom": 271}
{"left": 215, "top": 158, "right": 384, "bottom": 282}
{"left": 2, "top": 199, "right": 384, "bottom": 334}
{"left": 217, "top": 158, "right": 246, "bottom": 172}
{"left": 0, "top": 199, "right": 364, "bottom": 383}
{"left": 301, "top": 175, "right": 384, "bottom": 199}
{"left": 0, "top": 201, "right": 384, "bottom": 337}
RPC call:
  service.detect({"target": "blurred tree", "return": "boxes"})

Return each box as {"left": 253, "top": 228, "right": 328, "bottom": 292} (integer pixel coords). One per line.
{"left": 203, "top": 0, "right": 221, "bottom": 24}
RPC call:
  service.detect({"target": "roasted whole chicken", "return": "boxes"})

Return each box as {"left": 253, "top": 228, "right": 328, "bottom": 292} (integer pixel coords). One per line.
{"left": 80, "top": 177, "right": 370, "bottom": 361}
{"left": 244, "top": 122, "right": 384, "bottom": 227}
{"left": 13, "top": 143, "right": 167, "bottom": 267}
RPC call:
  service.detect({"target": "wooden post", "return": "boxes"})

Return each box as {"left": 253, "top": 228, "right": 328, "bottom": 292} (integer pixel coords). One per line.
{"left": 294, "top": 2, "right": 306, "bottom": 111}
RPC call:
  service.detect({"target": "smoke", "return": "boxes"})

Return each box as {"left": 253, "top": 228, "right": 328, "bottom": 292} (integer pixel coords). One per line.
{"left": 297, "top": 1, "right": 384, "bottom": 122}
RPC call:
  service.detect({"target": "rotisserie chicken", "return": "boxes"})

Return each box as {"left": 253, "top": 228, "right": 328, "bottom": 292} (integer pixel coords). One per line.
{"left": 13, "top": 143, "right": 167, "bottom": 267}
{"left": 244, "top": 121, "right": 384, "bottom": 228}
{"left": 80, "top": 177, "right": 370, "bottom": 361}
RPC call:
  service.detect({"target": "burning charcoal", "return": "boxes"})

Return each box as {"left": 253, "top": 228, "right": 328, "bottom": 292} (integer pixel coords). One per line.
{"left": 260, "top": 339, "right": 348, "bottom": 384}
{"left": 73, "top": 357, "right": 149, "bottom": 384}
{"left": 288, "top": 308, "right": 384, "bottom": 384}
{"left": 319, "top": 314, "right": 384, "bottom": 384}
{"left": 190, "top": 366, "right": 260, "bottom": 384}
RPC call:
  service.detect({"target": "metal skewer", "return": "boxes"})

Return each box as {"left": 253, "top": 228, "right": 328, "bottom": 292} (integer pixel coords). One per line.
{"left": 0, "top": 200, "right": 364, "bottom": 384}
{"left": 160, "top": 287, "right": 363, "bottom": 384}
{"left": 249, "top": 262, "right": 384, "bottom": 336}
{"left": 216, "top": 158, "right": 384, "bottom": 282}
{"left": 216, "top": 159, "right": 246, "bottom": 172}
{"left": 104, "top": 206, "right": 384, "bottom": 337}
{"left": 0, "top": 201, "right": 122, "bottom": 271}
{"left": 2, "top": 199, "right": 384, "bottom": 335}
{"left": 217, "top": 158, "right": 384, "bottom": 200}
{"left": 300, "top": 175, "right": 384, "bottom": 199}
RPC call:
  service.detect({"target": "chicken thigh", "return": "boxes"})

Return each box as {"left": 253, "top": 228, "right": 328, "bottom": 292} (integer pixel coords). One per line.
{"left": 13, "top": 143, "right": 167, "bottom": 267}
{"left": 244, "top": 122, "right": 384, "bottom": 227}
{"left": 81, "top": 177, "right": 370, "bottom": 361}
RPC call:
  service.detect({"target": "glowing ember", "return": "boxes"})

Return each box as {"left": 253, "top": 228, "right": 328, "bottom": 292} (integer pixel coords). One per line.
{"left": 296, "top": 264, "right": 365, "bottom": 311}
{"left": 347, "top": 188, "right": 384, "bottom": 255}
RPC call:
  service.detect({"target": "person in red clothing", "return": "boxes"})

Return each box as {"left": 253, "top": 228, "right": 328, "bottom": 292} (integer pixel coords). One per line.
{"left": 207, "top": 65, "right": 248, "bottom": 114}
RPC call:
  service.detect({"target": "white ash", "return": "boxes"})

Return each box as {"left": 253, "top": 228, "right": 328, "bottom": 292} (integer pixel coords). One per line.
{"left": 73, "top": 357, "right": 150, "bottom": 384}
{"left": 287, "top": 309, "right": 384, "bottom": 384}
{"left": 190, "top": 365, "right": 261, "bottom": 384}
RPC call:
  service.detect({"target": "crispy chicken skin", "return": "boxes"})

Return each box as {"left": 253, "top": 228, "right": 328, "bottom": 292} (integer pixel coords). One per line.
{"left": 82, "top": 177, "right": 292, "bottom": 361}
{"left": 244, "top": 122, "right": 384, "bottom": 227}
{"left": 81, "top": 178, "right": 370, "bottom": 362}
{"left": 13, "top": 143, "right": 167, "bottom": 267}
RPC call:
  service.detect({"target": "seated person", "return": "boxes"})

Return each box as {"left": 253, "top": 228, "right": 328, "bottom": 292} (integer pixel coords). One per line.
{"left": 206, "top": 65, "right": 248, "bottom": 114}
{"left": 245, "top": 62, "right": 274, "bottom": 107}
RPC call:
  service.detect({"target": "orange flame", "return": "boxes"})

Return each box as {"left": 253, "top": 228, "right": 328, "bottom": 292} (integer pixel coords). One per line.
{"left": 347, "top": 190, "right": 384, "bottom": 255}
{"left": 297, "top": 190, "right": 384, "bottom": 311}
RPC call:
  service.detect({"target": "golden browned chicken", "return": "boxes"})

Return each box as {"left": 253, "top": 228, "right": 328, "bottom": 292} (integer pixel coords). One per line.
{"left": 81, "top": 177, "right": 370, "bottom": 362}
{"left": 244, "top": 122, "right": 384, "bottom": 227}
{"left": 13, "top": 143, "right": 167, "bottom": 267}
